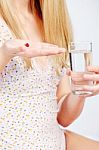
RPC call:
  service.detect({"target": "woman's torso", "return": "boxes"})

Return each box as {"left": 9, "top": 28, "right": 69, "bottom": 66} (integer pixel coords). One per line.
{"left": 0, "top": 18, "right": 65, "bottom": 149}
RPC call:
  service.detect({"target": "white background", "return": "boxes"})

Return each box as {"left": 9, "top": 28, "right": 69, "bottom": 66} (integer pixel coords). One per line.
{"left": 66, "top": 0, "right": 99, "bottom": 140}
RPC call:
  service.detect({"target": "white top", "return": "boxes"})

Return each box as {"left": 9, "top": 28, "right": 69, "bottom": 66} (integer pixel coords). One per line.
{"left": 0, "top": 19, "right": 66, "bottom": 149}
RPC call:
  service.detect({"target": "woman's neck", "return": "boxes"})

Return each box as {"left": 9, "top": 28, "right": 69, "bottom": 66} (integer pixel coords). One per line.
{"left": 14, "top": 0, "right": 30, "bottom": 15}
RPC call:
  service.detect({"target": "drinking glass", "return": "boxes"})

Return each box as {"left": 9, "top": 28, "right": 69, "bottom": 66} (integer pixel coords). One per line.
{"left": 68, "top": 41, "right": 93, "bottom": 95}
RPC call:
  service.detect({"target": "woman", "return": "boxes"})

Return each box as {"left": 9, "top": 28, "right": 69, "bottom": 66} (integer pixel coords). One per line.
{"left": 0, "top": 0, "right": 99, "bottom": 149}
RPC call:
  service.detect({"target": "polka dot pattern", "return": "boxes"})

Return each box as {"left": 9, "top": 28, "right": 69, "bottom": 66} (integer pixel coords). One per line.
{"left": 0, "top": 18, "right": 66, "bottom": 149}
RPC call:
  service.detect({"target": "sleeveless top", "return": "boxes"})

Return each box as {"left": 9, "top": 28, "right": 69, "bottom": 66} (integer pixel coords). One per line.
{"left": 0, "top": 18, "right": 66, "bottom": 150}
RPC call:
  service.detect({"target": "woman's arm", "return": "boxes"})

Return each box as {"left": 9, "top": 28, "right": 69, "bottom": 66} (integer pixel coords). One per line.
{"left": 57, "top": 75, "right": 85, "bottom": 127}
{"left": 0, "top": 39, "right": 65, "bottom": 72}
{"left": 57, "top": 66, "right": 99, "bottom": 127}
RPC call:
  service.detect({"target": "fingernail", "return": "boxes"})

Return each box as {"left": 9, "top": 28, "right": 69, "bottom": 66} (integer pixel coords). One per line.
{"left": 25, "top": 43, "right": 29, "bottom": 47}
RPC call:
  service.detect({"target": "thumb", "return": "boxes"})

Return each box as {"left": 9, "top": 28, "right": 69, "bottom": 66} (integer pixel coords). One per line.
{"left": 66, "top": 68, "right": 72, "bottom": 76}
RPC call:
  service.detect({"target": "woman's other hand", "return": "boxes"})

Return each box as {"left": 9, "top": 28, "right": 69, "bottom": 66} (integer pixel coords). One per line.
{"left": 0, "top": 39, "right": 66, "bottom": 59}
{"left": 66, "top": 66, "right": 99, "bottom": 97}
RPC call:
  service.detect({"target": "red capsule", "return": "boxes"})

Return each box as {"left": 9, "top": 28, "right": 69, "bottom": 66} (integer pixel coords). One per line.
{"left": 25, "top": 43, "right": 29, "bottom": 47}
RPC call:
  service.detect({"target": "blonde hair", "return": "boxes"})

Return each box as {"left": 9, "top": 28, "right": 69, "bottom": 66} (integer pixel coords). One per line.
{"left": 0, "top": 0, "right": 73, "bottom": 72}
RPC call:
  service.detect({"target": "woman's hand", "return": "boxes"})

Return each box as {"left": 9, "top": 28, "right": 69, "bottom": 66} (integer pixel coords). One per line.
{"left": 66, "top": 66, "right": 99, "bottom": 97}
{"left": 0, "top": 39, "right": 65, "bottom": 59}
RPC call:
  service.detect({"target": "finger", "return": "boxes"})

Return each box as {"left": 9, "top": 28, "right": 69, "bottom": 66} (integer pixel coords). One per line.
{"left": 72, "top": 80, "right": 92, "bottom": 86}
{"left": 37, "top": 42, "right": 59, "bottom": 47}
{"left": 39, "top": 47, "right": 66, "bottom": 56}
{"left": 32, "top": 42, "right": 58, "bottom": 50}
{"left": 35, "top": 42, "right": 66, "bottom": 54}
{"left": 83, "top": 74, "right": 99, "bottom": 81}
{"left": 87, "top": 66, "right": 99, "bottom": 73}
{"left": 71, "top": 72, "right": 84, "bottom": 81}
{"left": 41, "top": 42, "right": 59, "bottom": 48}
{"left": 83, "top": 85, "right": 99, "bottom": 93}
{"left": 66, "top": 69, "right": 71, "bottom": 76}
{"left": 88, "top": 91, "right": 99, "bottom": 97}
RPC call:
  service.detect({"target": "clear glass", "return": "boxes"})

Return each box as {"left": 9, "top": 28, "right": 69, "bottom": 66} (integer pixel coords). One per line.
{"left": 68, "top": 41, "right": 93, "bottom": 96}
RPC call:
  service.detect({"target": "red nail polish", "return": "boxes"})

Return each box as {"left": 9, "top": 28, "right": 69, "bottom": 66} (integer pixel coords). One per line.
{"left": 25, "top": 43, "right": 29, "bottom": 47}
